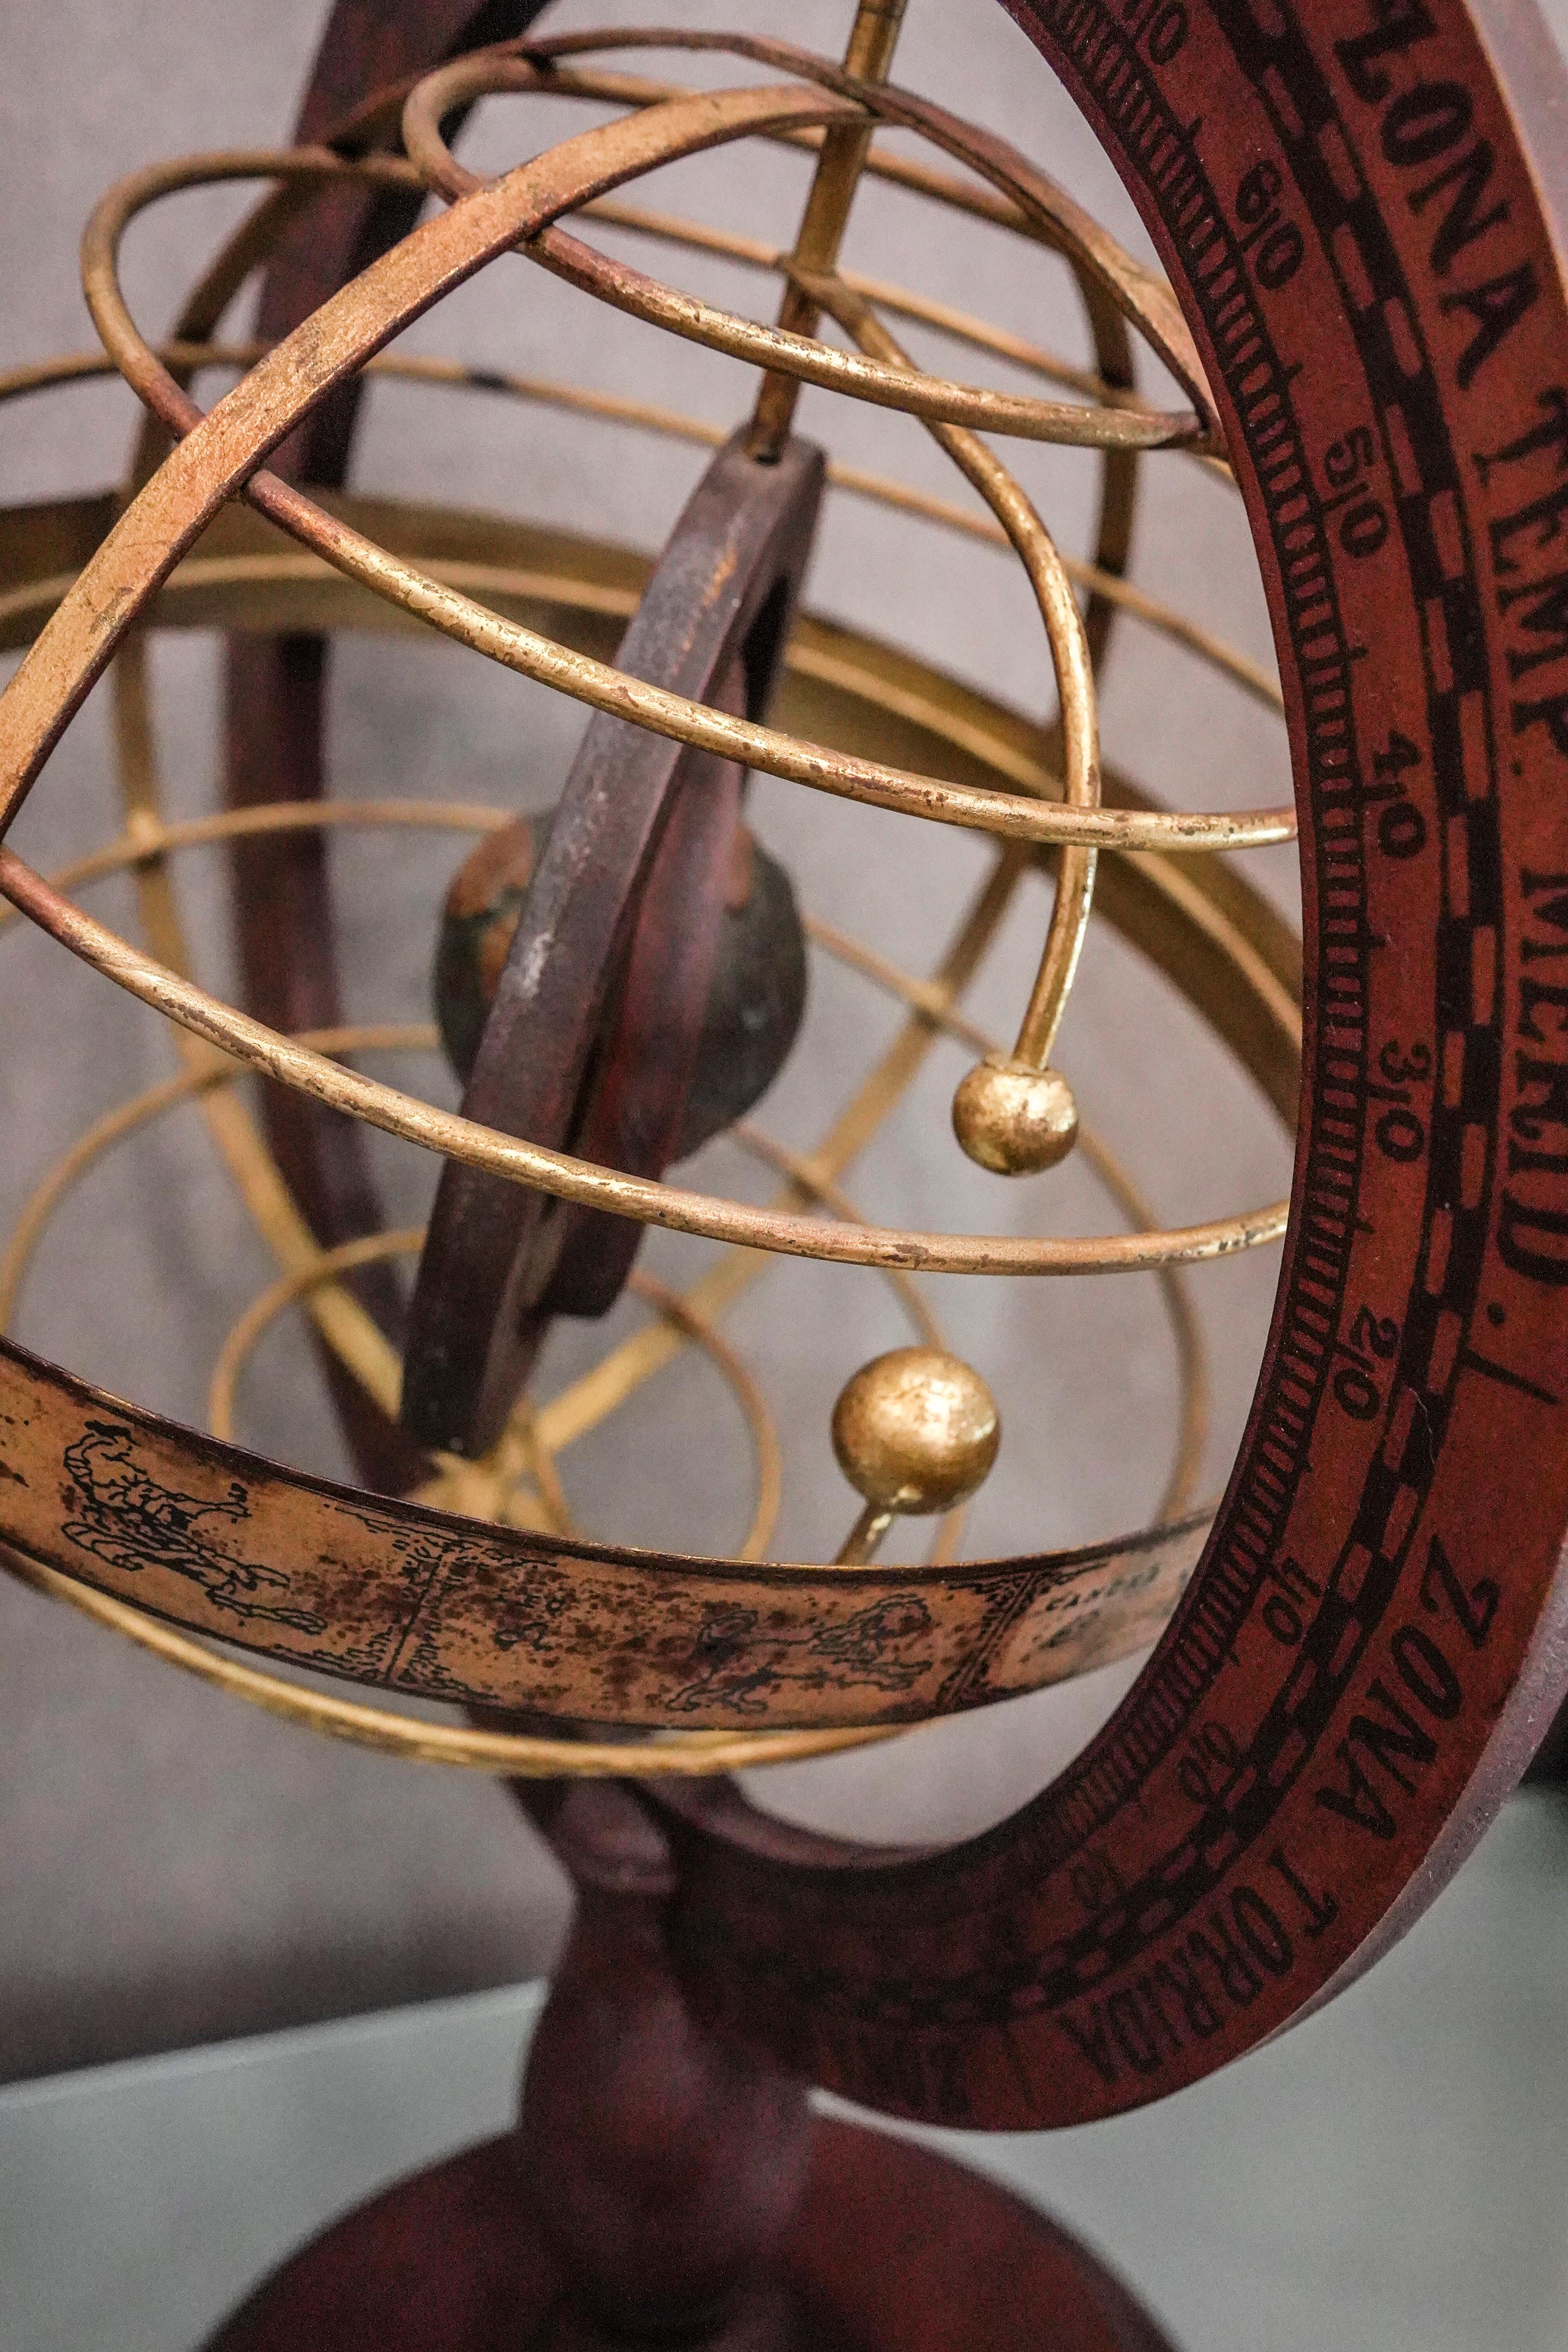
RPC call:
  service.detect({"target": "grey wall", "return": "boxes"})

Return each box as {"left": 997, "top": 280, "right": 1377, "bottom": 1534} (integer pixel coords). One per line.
{"left": 0, "top": 0, "right": 1351, "bottom": 2079}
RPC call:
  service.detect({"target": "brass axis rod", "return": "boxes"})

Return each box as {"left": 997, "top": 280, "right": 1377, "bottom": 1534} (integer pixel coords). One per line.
{"left": 837, "top": 1498, "right": 895, "bottom": 1565}
{"left": 745, "top": 0, "right": 909, "bottom": 458}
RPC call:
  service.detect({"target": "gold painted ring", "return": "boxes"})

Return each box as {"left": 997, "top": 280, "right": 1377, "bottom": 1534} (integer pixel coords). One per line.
{"left": 403, "top": 53, "right": 1203, "bottom": 450}
{"left": 72, "top": 141, "right": 1294, "bottom": 854}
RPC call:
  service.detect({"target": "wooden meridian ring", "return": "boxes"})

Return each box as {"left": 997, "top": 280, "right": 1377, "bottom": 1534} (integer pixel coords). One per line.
{"left": 637, "top": 0, "right": 1568, "bottom": 2131}
{"left": 4, "top": 0, "right": 1568, "bottom": 2146}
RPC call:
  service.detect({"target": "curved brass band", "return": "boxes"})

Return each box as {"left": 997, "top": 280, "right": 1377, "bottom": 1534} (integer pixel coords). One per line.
{"left": 0, "top": 1331, "right": 1212, "bottom": 1731}
{"left": 403, "top": 54, "right": 1202, "bottom": 449}
{"left": 407, "top": 28, "right": 1221, "bottom": 428}
{"left": 0, "top": 336, "right": 1284, "bottom": 712}
{"left": 62, "top": 143, "right": 1294, "bottom": 851}
{"left": 0, "top": 829, "right": 1208, "bottom": 1527}
{"left": 0, "top": 847, "right": 1291, "bottom": 1275}
{"left": 808, "top": 282, "right": 1098, "bottom": 1076}
{"left": 0, "top": 1549, "right": 895, "bottom": 1776}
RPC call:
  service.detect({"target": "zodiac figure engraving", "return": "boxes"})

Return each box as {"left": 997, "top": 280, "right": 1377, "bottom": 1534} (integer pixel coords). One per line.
{"left": 61, "top": 1422, "right": 326, "bottom": 1633}
{"left": 666, "top": 1594, "right": 935, "bottom": 1717}
{"left": 385, "top": 1534, "right": 574, "bottom": 1694}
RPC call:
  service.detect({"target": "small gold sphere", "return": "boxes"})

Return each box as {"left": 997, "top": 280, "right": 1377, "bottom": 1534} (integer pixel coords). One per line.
{"left": 831, "top": 1347, "right": 1000, "bottom": 1515}
{"left": 951, "top": 1054, "right": 1078, "bottom": 1176}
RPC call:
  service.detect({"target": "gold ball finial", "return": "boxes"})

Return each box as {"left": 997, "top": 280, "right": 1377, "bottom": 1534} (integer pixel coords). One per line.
{"left": 831, "top": 1347, "right": 1000, "bottom": 1516}
{"left": 952, "top": 1054, "right": 1078, "bottom": 1176}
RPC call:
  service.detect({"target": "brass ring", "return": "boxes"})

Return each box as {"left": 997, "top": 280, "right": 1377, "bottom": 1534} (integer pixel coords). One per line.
{"left": 0, "top": 850, "right": 1292, "bottom": 1278}
{"left": 0, "top": 336, "right": 1281, "bottom": 710}
{"left": 203, "top": 1235, "right": 789, "bottom": 1564}
{"left": 401, "top": 55, "right": 1202, "bottom": 454}
{"left": 2, "top": 1547, "right": 896, "bottom": 1776}
{"left": 69, "top": 145, "right": 1294, "bottom": 854}
{"left": 0, "top": 807, "right": 1209, "bottom": 1535}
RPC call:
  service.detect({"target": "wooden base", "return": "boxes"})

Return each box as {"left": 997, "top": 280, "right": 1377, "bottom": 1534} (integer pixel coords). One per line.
{"left": 205, "top": 2114, "right": 1176, "bottom": 2352}
{"left": 206, "top": 1793, "right": 1175, "bottom": 2350}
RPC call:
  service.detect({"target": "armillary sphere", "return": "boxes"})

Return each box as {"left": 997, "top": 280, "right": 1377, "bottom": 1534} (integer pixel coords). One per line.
{"left": 5, "top": 2, "right": 1568, "bottom": 2328}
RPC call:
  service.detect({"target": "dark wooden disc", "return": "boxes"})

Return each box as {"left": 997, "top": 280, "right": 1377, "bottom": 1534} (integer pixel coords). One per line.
{"left": 202, "top": 2116, "right": 1175, "bottom": 2352}
{"left": 402, "top": 430, "right": 824, "bottom": 1457}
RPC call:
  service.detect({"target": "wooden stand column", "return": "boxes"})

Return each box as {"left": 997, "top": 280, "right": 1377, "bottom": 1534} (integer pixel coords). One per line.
{"left": 513, "top": 1782, "right": 814, "bottom": 2352}
{"left": 206, "top": 1779, "right": 1176, "bottom": 2352}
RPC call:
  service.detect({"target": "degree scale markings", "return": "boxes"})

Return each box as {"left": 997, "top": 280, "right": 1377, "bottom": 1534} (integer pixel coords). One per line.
{"left": 673, "top": 10, "right": 1357, "bottom": 1987}
{"left": 1002, "top": 0, "right": 1383, "bottom": 1897}
{"left": 665, "top": 0, "right": 1568, "bottom": 2130}
{"left": 1025, "top": 0, "right": 1491, "bottom": 2016}
{"left": 673, "top": 0, "right": 1385, "bottom": 2038}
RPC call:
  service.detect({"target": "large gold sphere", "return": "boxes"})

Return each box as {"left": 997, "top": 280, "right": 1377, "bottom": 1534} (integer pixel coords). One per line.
{"left": 831, "top": 1347, "right": 1001, "bottom": 1517}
